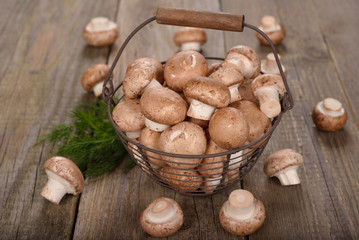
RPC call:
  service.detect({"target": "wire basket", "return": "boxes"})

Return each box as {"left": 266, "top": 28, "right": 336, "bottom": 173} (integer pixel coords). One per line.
{"left": 103, "top": 8, "right": 294, "bottom": 196}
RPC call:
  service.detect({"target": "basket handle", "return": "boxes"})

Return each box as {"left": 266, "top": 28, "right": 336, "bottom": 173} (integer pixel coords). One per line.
{"left": 156, "top": 7, "right": 245, "bottom": 32}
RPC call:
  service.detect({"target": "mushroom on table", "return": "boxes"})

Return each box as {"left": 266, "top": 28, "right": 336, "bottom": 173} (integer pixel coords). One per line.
{"left": 81, "top": 64, "right": 111, "bottom": 97}
{"left": 219, "top": 189, "right": 266, "bottom": 236}
{"left": 140, "top": 197, "right": 184, "bottom": 237}
{"left": 264, "top": 149, "right": 304, "bottom": 186}
{"left": 256, "top": 15, "right": 286, "bottom": 46}
{"left": 173, "top": 27, "right": 207, "bottom": 52}
{"left": 41, "top": 156, "right": 84, "bottom": 205}
{"left": 312, "top": 97, "right": 347, "bottom": 131}
{"left": 83, "top": 17, "right": 118, "bottom": 47}
{"left": 261, "top": 53, "right": 287, "bottom": 76}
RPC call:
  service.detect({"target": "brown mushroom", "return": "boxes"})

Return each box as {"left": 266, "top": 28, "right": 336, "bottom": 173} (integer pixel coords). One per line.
{"left": 81, "top": 64, "right": 111, "bottom": 97}
{"left": 230, "top": 100, "right": 272, "bottom": 148}
{"left": 209, "top": 66, "right": 245, "bottom": 103}
{"left": 173, "top": 27, "right": 207, "bottom": 52}
{"left": 251, "top": 74, "right": 286, "bottom": 118}
{"left": 201, "top": 176, "right": 223, "bottom": 194}
{"left": 123, "top": 58, "right": 164, "bottom": 98}
{"left": 264, "top": 149, "right": 304, "bottom": 186}
{"left": 184, "top": 77, "right": 231, "bottom": 120}
{"left": 312, "top": 98, "right": 347, "bottom": 131}
{"left": 139, "top": 127, "right": 164, "bottom": 170}
{"left": 112, "top": 97, "right": 145, "bottom": 139}
{"left": 208, "top": 107, "right": 249, "bottom": 150}
{"left": 219, "top": 189, "right": 265, "bottom": 236}
{"left": 222, "top": 45, "right": 261, "bottom": 80}
{"left": 238, "top": 81, "right": 259, "bottom": 105}
{"left": 164, "top": 50, "right": 208, "bottom": 92}
{"left": 158, "top": 167, "right": 203, "bottom": 192}
{"left": 159, "top": 121, "right": 207, "bottom": 169}
{"left": 83, "top": 17, "right": 118, "bottom": 47}
{"left": 140, "top": 86, "right": 188, "bottom": 132}
{"left": 197, "top": 139, "right": 226, "bottom": 177}
{"left": 207, "top": 62, "right": 223, "bottom": 76}
{"left": 256, "top": 15, "right": 286, "bottom": 46}
{"left": 41, "top": 156, "right": 84, "bottom": 205}
{"left": 261, "top": 53, "right": 286, "bottom": 76}
{"left": 188, "top": 117, "right": 209, "bottom": 129}
{"left": 140, "top": 197, "right": 184, "bottom": 237}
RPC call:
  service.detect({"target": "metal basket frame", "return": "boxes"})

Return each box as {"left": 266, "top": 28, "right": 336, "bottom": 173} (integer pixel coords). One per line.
{"left": 102, "top": 10, "right": 293, "bottom": 196}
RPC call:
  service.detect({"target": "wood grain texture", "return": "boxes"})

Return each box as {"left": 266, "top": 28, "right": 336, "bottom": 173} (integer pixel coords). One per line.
{"left": 221, "top": 0, "right": 359, "bottom": 239}
{"left": 0, "top": 0, "right": 118, "bottom": 239}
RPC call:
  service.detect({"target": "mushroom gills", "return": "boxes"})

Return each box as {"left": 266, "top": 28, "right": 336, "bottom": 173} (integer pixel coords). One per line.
{"left": 145, "top": 118, "right": 170, "bottom": 132}
{"left": 255, "top": 86, "right": 281, "bottom": 118}
{"left": 41, "top": 170, "right": 75, "bottom": 204}
{"left": 147, "top": 199, "right": 176, "bottom": 224}
{"left": 181, "top": 42, "right": 201, "bottom": 51}
{"left": 228, "top": 83, "right": 241, "bottom": 103}
{"left": 92, "top": 81, "right": 104, "bottom": 97}
{"left": 273, "top": 165, "right": 300, "bottom": 185}
{"left": 187, "top": 99, "right": 216, "bottom": 120}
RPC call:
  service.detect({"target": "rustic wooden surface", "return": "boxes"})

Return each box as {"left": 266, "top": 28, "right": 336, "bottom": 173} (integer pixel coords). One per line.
{"left": 1, "top": 0, "right": 358, "bottom": 239}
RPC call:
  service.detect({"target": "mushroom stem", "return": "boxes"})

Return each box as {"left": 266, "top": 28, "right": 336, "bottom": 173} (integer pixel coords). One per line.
{"left": 229, "top": 150, "right": 243, "bottom": 170}
{"left": 274, "top": 165, "right": 300, "bottom": 185}
{"left": 255, "top": 86, "right": 281, "bottom": 118}
{"left": 140, "top": 79, "right": 162, "bottom": 95}
{"left": 202, "top": 176, "right": 222, "bottom": 193}
{"left": 41, "top": 175, "right": 69, "bottom": 205}
{"left": 181, "top": 42, "right": 201, "bottom": 51}
{"left": 93, "top": 81, "right": 104, "bottom": 97}
{"left": 228, "top": 83, "right": 241, "bottom": 103}
{"left": 224, "top": 56, "right": 254, "bottom": 79}
{"left": 187, "top": 99, "right": 216, "bottom": 120}
{"left": 148, "top": 199, "right": 175, "bottom": 224}
{"left": 126, "top": 130, "right": 141, "bottom": 139}
{"left": 145, "top": 118, "right": 170, "bottom": 132}
{"left": 317, "top": 99, "right": 345, "bottom": 117}
{"left": 225, "top": 189, "right": 255, "bottom": 220}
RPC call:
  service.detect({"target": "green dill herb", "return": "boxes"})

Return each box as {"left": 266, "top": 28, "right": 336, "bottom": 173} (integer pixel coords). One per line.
{"left": 36, "top": 100, "right": 134, "bottom": 177}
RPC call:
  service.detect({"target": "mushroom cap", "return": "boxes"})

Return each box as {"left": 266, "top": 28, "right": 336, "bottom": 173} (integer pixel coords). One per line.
{"left": 264, "top": 149, "right": 304, "bottom": 177}
{"left": 188, "top": 117, "right": 209, "bottom": 129}
{"left": 164, "top": 50, "right": 208, "bottom": 92}
{"left": 159, "top": 121, "right": 207, "bottom": 169}
{"left": 209, "top": 66, "right": 244, "bottom": 87}
{"left": 158, "top": 167, "right": 203, "bottom": 192}
{"left": 219, "top": 196, "right": 265, "bottom": 236}
{"left": 112, "top": 97, "right": 145, "bottom": 132}
{"left": 197, "top": 139, "right": 226, "bottom": 177}
{"left": 207, "top": 62, "right": 223, "bottom": 76}
{"left": 312, "top": 98, "right": 347, "bottom": 131}
{"left": 251, "top": 74, "right": 286, "bottom": 97}
{"left": 43, "top": 156, "right": 84, "bottom": 194}
{"left": 230, "top": 100, "right": 272, "bottom": 145}
{"left": 140, "top": 197, "right": 184, "bottom": 237}
{"left": 139, "top": 127, "right": 163, "bottom": 168}
{"left": 81, "top": 64, "right": 110, "bottom": 92}
{"left": 208, "top": 107, "right": 249, "bottom": 150}
{"left": 83, "top": 17, "right": 118, "bottom": 47}
{"left": 223, "top": 45, "right": 261, "bottom": 79}
{"left": 123, "top": 58, "right": 164, "bottom": 98}
{"left": 140, "top": 87, "right": 187, "bottom": 125}
{"left": 173, "top": 27, "right": 207, "bottom": 45}
{"left": 184, "top": 77, "right": 231, "bottom": 108}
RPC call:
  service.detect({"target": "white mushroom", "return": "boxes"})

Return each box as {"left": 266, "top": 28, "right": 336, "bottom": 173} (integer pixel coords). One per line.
{"left": 264, "top": 149, "right": 304, "bottom": 186}
{"left": 41, "top": 156, "right": 84, "bottom": 205}
{"left": 140, "top": 197, "right": 184, "bottom": 237}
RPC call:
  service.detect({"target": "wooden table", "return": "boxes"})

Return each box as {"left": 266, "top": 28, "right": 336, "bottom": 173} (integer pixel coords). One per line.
{"left": 1, "top": 0, "right": 359, "bottom": 239}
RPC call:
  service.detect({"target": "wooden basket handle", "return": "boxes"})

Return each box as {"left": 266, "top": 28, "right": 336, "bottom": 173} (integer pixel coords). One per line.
{"left": 156, "top": 7, "right": 245, "bottom": 32}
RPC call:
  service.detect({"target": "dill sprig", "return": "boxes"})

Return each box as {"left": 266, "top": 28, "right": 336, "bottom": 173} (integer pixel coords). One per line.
{"left": 36, "top": 100, "right": 134, "bottom": 177}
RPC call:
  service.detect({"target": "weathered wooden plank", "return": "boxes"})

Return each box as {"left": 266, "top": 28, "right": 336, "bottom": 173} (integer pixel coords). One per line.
{"left": 73, "top": 0, "right": 243, "bottom": 239}
{"left": 221, "top": 0, "right": 359, "bottom": 238}
{"left": 0, "top": 0, "right": 118, "bottom": 239}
